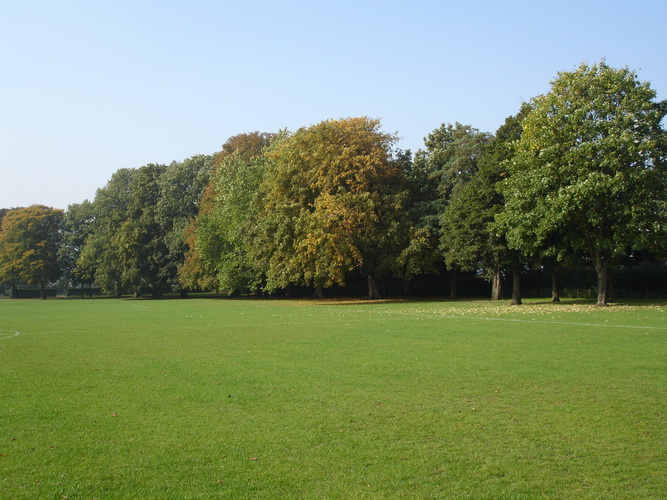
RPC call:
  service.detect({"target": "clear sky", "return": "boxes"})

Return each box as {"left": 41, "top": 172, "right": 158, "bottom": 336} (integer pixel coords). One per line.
{"left": 1, "top": 0, "right": 666, "bottom": 210}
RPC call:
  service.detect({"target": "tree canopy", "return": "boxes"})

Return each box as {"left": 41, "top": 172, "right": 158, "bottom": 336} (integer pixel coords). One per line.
{"left": 251, "top": 117, "right": 411, "bottom": 299}
{"left": 498, "top": 61, "right": 667, "bottom": 305}
{"left": 0, "top": 205, "right": 64, "bottom": 298}
{"left": 1, "top": 61, "right": 665, "bottom": 303}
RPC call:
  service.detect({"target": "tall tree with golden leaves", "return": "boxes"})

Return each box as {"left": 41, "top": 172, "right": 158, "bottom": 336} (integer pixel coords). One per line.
{"left": 251, "top": 117, "right": 410, "bottom": 299}
{"left": 0, "top": 205, "right": 64, "bottom": 298}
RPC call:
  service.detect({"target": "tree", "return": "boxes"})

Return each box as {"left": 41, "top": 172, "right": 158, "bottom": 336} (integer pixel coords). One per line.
{"left": 76, "top": 168, "right": 134, "bottom": 295}
{"left": 499, "top": 61, "right": 667, "bottom": 306}
{"left": 179, "top": 133, "right": 274, "bottom": 291}
{"left": 114, "top": 164, "right": 168, "bottom": 298}
{"left": 416, "top": 123, "right": 493, "bottom": 297}
{"left": 197, "top": 149, "right": 270, "bottom": 295}
{"left": 251, "top": 117, "right": 410, "bottom": 299}
{"left": 59, "top": 200, "right": 95, "bottom": 293}
{"left": 0, "top": 205, "right": 64, "bottom": 298}
{"left": 77, "top": 165, "right": 170, "bottom": 298}
{"left": 156, "top": 155, "right": 213, "bottom": 296}
{"left": 397, "top": 149, "right": 442, "bottom": 292}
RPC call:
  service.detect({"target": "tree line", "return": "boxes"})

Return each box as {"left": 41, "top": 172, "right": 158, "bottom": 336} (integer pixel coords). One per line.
{"left": 1, "top": 62, "right": 666, "bottom": 306}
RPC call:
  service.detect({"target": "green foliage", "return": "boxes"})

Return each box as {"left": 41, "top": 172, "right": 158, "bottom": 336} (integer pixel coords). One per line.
{"left": 59, "top": 200, "right": 95, "bottom": 287}
{"left": 405, "top": 123, "right": 496, "bottom": 290}
{"left": 433, "top": 124, "right": 493, "bottom": 270}
{"left": 77, "top": 165, "right": 169, "bottom": 296}
{"left": 498, "top": 61, "right": 667, "bottom": 305}
{"left": 77, "top": 158, "right": 212, "bottom": 297}
{"left": 179, "top": 133, "right": 275, "bottom": 291}
{"left": 156, "top": 155, "right": 214, "bottom": 292}
{"left": 423, "top": 122, "right": 493, "bottom": 199}
{"left": 396, "top": 149, "right": 441, "bottom": 279}
{"left": 7, "top": 62, "right": 666, "bottom": 301}
{"left": 198, "top": 151, "right": 269, "bottom": 295}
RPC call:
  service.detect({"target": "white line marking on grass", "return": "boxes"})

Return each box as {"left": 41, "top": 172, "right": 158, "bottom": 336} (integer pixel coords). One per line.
{"left": 385, "top": 312, "right": 667, "bottom": 331}
{"left": 0, "top": 329, "right": 21, "bottom": 340}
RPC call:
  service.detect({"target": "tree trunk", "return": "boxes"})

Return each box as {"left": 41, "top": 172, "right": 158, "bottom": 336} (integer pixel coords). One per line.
{"left": 448, "top": 268, "right": 458, "bottom": 299}
{"left": 491, "top": 268, "right": 502, "bottom": 300}
{"left": 313, "top": 286, "right": 324, "bottom": 299}
{"left": 510, "top": 269, "right": 522, "bottom": 305}
{"left": 40, "top": 282, "right": 47, "bottom": 300}
{"left": 179, "top": 288, "right": 189, "bottom": 299}
{"left": 594, "top": 258, "right": 608, "bottom": 307}
{"left": 367, "top": 274, "right": 382, "bottom": 300}
{"left": 133, "top": 288, "right": 141, "bottom": 299}
{"left": 551, "top": 267, "right": 561, "bottom": 303}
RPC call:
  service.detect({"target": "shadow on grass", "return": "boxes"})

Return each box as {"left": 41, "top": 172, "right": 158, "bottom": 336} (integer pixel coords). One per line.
{"left": 42, "top": 294, "right": 667, "bottom": 308}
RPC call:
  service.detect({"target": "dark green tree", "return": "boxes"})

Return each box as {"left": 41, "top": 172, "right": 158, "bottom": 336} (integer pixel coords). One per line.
{"left": 59, "top": 200, "right": 95, "bottom": 294}
{"left": 116, "top": 164, "right": 168, "bottom": 297}
{"left": 417, "top": 123, "right": 493, "bottom": 297}
{"left": 397, "top": 149, "right": 442, "bottom": 291}
{"left": 76, "top": 168, "right": 134, "bottom": 295}
{"left": 498, "top": 62, "right": 667, "bottom": 306}
{"left": 77, "top": 165, "right": 170, "bottom": 297}
{"left": 157, "top": 155, "right": 213, "bottom": 296}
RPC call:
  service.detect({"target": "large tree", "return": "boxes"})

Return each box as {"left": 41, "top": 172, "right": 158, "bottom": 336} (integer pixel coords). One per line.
{"left": 413, "top": 123, "right": 492, "bottom": 297}
{"left": 115, "top": 164, "right": 168, "bottom": 297}
{"left": 0, "top": 205, "right": 64, "bottom": 298}
{"left": 179, "top": 133, "right": 274, "bottom": 291}
{"left": 77, "top": 165, "right": 171, "bottom": 297}
{"left": 251, "top": 117, "right": 410, "bottom": 299}
{"left": 196, "top": 147, "right": 272, "bottom": 295}
{"left": 156, "top": 155, "right": 213, "bottom": 296}
{"left": 440, "top": 107, "right": 531, "bottom": 304}
{"left": 59, "top": 200, "right": 95, "bottom": 293}
{"left": 76, "top": 168, "right": 135, "bottom": 295}
{"left": 397, "top": 149, "right": 442, "bottom": 291}
{"left": 499, "top": 61, "right": 667, "bottom": 306}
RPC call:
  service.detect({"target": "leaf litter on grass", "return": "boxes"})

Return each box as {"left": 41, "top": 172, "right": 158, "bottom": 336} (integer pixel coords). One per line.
{"left": 360, "top": 300, "right": 667, "bottom": 332}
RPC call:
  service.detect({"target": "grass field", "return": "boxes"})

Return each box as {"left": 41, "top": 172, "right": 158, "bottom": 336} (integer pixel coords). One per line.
{"left": 1, "top": 297, "right": 666, "bottom": 499}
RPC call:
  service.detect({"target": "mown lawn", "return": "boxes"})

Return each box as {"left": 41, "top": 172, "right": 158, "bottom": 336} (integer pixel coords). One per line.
{"left": 1, "top": 297, "right": 666, "bottom": 499}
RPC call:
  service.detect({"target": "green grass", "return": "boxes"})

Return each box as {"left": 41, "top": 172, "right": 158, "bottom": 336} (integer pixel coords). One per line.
{"left": 1, "top": 297, "right": 666, "bottom": 499}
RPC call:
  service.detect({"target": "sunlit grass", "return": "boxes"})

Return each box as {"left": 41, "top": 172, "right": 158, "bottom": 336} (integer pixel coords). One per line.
{"left": 1, "top": 297, "right": 666, "bottom": 498}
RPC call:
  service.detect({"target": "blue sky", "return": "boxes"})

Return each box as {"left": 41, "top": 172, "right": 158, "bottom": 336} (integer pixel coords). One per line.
{"left": 2, "top": 0, "right": 666, "bottom": 209}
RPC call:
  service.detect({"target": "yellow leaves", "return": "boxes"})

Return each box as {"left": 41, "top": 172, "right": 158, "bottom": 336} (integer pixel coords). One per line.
{"left": 0, "top": 205, "right": 63, "bottom": 286}
{"left": 258, "top": 117, "right": 408, "bottom": 289}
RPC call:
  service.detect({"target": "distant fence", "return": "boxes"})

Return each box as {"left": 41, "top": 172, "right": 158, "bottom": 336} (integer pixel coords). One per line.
{"left": 66, "top": 288, "right": 103, "bottom": 297}
{"left": 522, "top": 288, "right": 666, "bottom": 300}
{"left": 8, "top": 289, "right": 57, "bottom": 299}
{"left": 3, "top": 288, "right": 103, "bottom": 298}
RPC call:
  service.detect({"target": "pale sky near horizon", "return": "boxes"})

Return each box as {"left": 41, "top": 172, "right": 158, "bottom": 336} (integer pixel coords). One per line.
{"left": 1, "top": 0, "right": 666, "bottom": 210}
